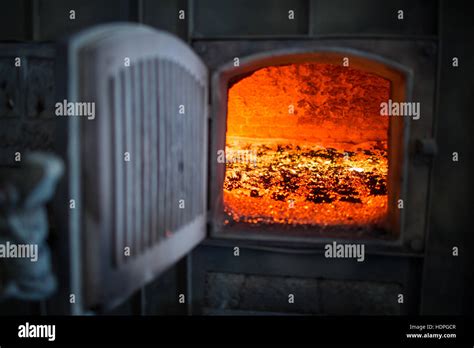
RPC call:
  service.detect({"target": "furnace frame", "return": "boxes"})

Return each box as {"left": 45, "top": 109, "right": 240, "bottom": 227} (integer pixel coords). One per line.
{"left": 207, "top": 43, "right": 429, "bottom": 253}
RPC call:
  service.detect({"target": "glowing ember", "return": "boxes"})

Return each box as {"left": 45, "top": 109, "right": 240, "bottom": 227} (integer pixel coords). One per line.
{"left": 224, "top": 63, "right": 390, "bottom": 229}
{"left": 224, "top": 140, "right": 388, "bottom": 226}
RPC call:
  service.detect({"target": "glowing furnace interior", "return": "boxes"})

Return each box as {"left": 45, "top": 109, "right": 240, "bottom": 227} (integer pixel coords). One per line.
{"left": 224, "top": 63, "right": 391, "bottom": 231}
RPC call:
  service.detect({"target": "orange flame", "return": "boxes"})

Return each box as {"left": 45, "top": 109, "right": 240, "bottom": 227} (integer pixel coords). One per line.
{"left": 224, "top": 63, "right": 390, "bottom": 228}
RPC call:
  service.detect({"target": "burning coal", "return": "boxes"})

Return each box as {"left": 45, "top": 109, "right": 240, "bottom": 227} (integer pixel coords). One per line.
{"left": 223, "top": 139, "right": 388, "bottom": 227}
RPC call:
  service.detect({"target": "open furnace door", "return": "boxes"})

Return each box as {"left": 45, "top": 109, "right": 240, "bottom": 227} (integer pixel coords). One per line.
{"left": 57, "top": 24, "right": 208, "bottom": 311}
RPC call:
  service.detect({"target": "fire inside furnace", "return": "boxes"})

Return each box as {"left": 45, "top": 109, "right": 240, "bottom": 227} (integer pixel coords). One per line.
{"left": 223, "top": 63, "right": 391, "bottom": 230}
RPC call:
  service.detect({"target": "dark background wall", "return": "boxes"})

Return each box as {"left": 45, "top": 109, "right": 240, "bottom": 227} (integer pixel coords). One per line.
{"left": 0, "top": 0, "right": 440, "bottom": 42}
{"left": 0, "top": 0, "right": 471, "bottom": 315}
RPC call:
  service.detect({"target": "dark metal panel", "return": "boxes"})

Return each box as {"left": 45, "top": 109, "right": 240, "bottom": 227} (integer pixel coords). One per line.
{"left": 0, "top": 0, "right": 31, "bottom": 41}
{"left": 192, "top": 0, "right": 309, "bottom": 38}
{"left": 191, "top": 244, "right": 422, "bottom": 315}
{"left": 309, "top": 0, "right": 437, "bottom": 37}
{"left": 142, "top": 0, "right": 188, "bottom": 39}
{"left": 0, "top": 57, "right": 22, "bottom": 119}
{"left": 37, "top": 0, "right": 131, "bottom": 41}
{"left": 204, "top": 272, "right": 403, "bottom": 315}
{"left": 0, "top": 44, "right": 56, "bottom": 166}
{"left": 26, "top": 58, "right": 55, "bottom": 119}
{"left": 140, "top": 260, "right": 189, "bottom": 315}
{"left": 421, "top": 0, "right": 474, "bottom": 315}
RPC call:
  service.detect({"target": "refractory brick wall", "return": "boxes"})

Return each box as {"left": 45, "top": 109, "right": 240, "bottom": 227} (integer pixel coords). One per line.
{"left": 227, "top": 63, "right": 390, "bottom": 146}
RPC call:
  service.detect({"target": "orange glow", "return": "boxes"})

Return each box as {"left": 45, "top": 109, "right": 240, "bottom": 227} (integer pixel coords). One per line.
{"left": 224, "top": 63, "right": 391, "bottom": 228}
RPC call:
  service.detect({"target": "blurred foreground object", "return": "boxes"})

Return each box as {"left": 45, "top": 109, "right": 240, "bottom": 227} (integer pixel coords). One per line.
{"left": 0, "top": 152, "right": 64, "bottom": 300}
